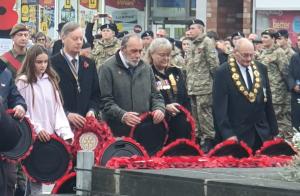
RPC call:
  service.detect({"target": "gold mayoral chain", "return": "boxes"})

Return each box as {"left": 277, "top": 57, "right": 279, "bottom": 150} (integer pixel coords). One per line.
{"left": 229, "top": 57, "right": 261, "bottom": 103}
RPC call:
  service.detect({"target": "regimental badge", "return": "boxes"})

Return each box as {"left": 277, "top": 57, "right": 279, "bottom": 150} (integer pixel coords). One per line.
{"left": 79, "top": 132, "right": 99, "bottom": 151}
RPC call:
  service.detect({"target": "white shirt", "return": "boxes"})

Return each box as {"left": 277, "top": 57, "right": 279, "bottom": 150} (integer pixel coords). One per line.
{"left": 63, "top": 49, "right": 79, "bottom": 73}
{"left": 16, "top": 74, "right": 74, "bottom": 140}
{"left": 119, "top": 51, "right": 130, "bottom": 69}
{"left": 237, "top": 62, "right": 253, "bottom": 89}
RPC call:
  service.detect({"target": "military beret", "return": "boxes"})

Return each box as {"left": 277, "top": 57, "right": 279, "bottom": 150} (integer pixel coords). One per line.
{"left": 9, "top": 23, "right": 29, "bottom": 36}
{"left": 277, "top": 29, "right": 289, "bottom": 38}
{"left": 188, "top": 19, "right": 205, "bottom": 28}
{"left": 141, "top": 30, "right": 154, "bottom": 38}
{"left": 100, "top": 23, "right": 116, "bottom": 32}
{"left": 117, "top": 31, "right": 129, "bottom": 39}
{"left": 231, "top": 31, "right": 245, "bottom": 40}
{"left": 261, "top": 29, "right": 277, "bottom": 38}
{"left": 57, "top": 22, "right": 66, "bottom": 33}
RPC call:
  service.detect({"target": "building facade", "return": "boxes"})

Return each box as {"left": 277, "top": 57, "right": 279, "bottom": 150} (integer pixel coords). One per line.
{"left": 7, "top": 0, "right": 300, "bottom": 41}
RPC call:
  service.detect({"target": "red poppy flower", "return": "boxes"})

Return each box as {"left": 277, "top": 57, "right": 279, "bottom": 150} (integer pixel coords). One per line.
{"left": 0, "top": 0, "right": 18, "bottom": 30}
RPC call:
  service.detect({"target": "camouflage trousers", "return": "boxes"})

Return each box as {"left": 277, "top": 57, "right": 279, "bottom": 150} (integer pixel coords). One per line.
{"left": 274, "top": 104, "right": 293, "bottom": 142}
{"left": 190, "top": 95, "right": 215, "bottom": 144}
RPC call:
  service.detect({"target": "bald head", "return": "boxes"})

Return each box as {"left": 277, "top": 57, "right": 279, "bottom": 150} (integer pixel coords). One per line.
{"left": 234, "top": 38, "right": 255, "bottom": 67}
{"left": 234, "top": 38, "right": 254, "bottom": 52}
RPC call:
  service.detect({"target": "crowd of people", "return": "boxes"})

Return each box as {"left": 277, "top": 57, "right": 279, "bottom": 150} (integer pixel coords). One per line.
{"left": 1, "top": 14, "right": 300, "bottom": 195}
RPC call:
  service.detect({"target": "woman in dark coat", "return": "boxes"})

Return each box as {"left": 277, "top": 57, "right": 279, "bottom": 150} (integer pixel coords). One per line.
{"left": 145, "top": 38, "right": 191, "bottom": 142}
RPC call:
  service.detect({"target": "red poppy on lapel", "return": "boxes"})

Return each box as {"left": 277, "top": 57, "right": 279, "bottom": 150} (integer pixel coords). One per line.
{"left": 83, "top": 61, "right": 89, "bottom": 69}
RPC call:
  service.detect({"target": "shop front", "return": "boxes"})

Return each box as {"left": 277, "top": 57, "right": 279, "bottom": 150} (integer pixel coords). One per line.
{"left": 254, "top": 0, "right": 300, "bottom": 46}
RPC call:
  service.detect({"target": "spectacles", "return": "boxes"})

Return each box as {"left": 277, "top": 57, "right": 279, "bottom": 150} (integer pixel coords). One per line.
{"left": 15, "top": 33, "right": 29, "bottom": 38}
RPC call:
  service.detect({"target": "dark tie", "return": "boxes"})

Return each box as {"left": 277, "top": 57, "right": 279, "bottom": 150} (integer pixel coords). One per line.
{"left": 71, "top": 59, "right": 77, "bottom": 67}
{"left": 246, "top": 67, "right": 253, "bottom": 90}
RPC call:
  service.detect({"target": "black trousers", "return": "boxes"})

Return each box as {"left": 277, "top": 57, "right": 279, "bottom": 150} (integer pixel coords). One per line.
{"left": 0, "top": 160, "right": 7, "bottom": 196}
{"left": 291, "top": 95, "right": 300, "bottom": 130}
{"left": 1, "top": 162, "right": 16, "bottom": 196}
{"left": 252, "top": 130, "right": 263, "bottom": 153}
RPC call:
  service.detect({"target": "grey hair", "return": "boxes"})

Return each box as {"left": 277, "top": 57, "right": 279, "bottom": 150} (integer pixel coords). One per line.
{"left": 234, "top": 38, "right": 254, "bottom": 51}
{"left": 121, "top": 33, "right": 142, "bottom": 49}
{"left": 144, "top": 38, "right": 172, "bottom": 65}
{"left": 61, "top": 22, "right": 81, "bottom": 37}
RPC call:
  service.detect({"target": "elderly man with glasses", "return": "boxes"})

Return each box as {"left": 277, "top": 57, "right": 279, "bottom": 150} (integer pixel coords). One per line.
{"left": 213, "top": 38, "right": 278, "bottom": 151}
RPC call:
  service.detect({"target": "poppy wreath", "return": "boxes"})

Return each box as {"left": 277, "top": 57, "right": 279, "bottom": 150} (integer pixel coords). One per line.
{"left": 166, "top": 105, "right": 196, "bottom": 143}
{"left": 21, "top": 134, "right": 73, "bottom": 184}
{"left": 0, "top": 0, "right": 18, "bottom": 30}
{"left": 156, "top": 138, "right": 204, "bottom": 157}
{"left": 1, "top": 109, "right": 36, "bottom": 163}
{"left": 96, "top": 137, "right": 149, "bottom": 166}
{"left": 73, "top": 117, "right": 113, "bottom": 160}
{"left": 129, "top": 112, "right": 169, "bottom": 156}
{"left": 51, "top": 172, "right": 76, "bottom": 194}
{"left": 207, "top": 140, "right": 253, "bottom": 159}
{"left": 256, "top": 138, "right": 298, "bottom": 157}
{"left": 105, "top": 155, "right": 293, "bottom": 169}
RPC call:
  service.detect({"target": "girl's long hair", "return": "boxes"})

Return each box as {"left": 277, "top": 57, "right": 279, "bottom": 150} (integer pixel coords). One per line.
{"left": 16, "top": 45, "right": 63, "bottom": 107}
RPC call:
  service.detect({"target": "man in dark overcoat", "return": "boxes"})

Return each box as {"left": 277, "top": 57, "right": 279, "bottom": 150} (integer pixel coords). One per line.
{"left": 51, "top": 22, "right": 101, "bottom": 128}
{"left": 213, "top": 38, "right": 278, "bottom": 151}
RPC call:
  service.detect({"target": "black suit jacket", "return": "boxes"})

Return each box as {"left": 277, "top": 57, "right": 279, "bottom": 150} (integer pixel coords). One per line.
{"left": 51, "top": 53, "right": 101, "bottom": 116}
{"left": 212, "top": 61, "right": 278, "bottom": 147}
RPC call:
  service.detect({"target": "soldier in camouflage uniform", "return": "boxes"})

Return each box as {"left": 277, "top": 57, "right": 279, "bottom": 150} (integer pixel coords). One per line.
{"left": 276, "top": 29, "right": 295, "bottom": 130}
{"left": 276, "top": 29, "right": 295, "bottom": 62}
{"left": 91, "top": 24, "right": 120, "bottom": 70}
{"left": 256, "top": 29, "right": 292, "bottom": 141}
{"left": 170, "top": 43, "right": 185, "bottom": 68}
{"left": 141, "top": 30, "right": 154, "bottom": 60}
{"left": 185, "top": 19, "right": 219, "bottom": 152}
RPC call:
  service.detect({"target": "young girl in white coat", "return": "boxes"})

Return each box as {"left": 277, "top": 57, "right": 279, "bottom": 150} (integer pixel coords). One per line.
{"left": 16, "top": 45, "right": 74, "bottom": 195}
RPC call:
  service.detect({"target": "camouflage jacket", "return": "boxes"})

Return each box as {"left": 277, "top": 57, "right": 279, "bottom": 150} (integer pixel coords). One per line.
{"left": 141, "top": 47, "right": 148, "bottom": 61}
{"left": 186, "top": 34, "right": 219, "bottom": 95}
{"left": 256, "top": 44, "right": 289, "bottom": 104}
{"left": 91, "top": 37, "right": 120, "bottom": 70}
{"left": 283, "top": 46, "right": 295, "bottom": 62}
{"left": 170, "top": 47, "right": 185, "bottom": 69}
